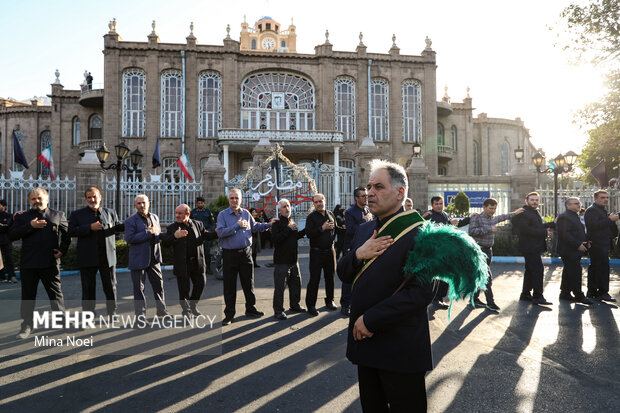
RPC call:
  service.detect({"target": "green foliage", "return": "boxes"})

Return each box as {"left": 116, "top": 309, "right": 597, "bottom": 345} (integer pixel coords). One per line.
{"left": 208, "top": 195, "right": 229, "bottom": 220}
{"left": 445, "top": 191, "right": 470, "bottom": 217}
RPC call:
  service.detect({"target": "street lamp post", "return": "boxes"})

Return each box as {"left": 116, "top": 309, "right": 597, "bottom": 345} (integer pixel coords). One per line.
{"left": 412, "top": 142, "right": 422, "bottom": 158}
{"left": 96, "top": 142, "right": 143, "bottom": 216}
{"left": 531, "top": 150, "right": 578, "bottom": 217}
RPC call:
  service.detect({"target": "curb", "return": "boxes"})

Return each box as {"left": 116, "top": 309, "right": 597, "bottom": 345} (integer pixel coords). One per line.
{"left": 490, "top": 257, "right": 620, "bottom": 265}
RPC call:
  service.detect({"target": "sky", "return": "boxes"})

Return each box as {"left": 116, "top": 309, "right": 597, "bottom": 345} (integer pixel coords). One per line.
{"left": 0, "top": 0, "right": 606, "bottom": 156}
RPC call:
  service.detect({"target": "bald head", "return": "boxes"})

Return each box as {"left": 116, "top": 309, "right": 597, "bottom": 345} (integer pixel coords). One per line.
{"left": 175, "top": 204, "right": 191, "bottom": 223}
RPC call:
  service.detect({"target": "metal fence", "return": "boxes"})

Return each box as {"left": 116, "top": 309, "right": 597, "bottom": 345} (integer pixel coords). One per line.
{"left": 427, "top": 182, "right": 513, "bottom": 215}
{"left": 536, "top": 186, "right": 620, "bottom": 218}
{"left": 0, "top": 172, "right": 77, "bottom": 215}
{"left": 103, "top": 176, "right": 202, "bottom": 224}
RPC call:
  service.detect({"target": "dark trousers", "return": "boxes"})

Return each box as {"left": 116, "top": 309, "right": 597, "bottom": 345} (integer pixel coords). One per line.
{"left": 474, "top": 247, "right": 494, "bottom": 303}
{"left": 560, "top": 254, "right": 585, "bottom": 296}
{"left": 588, "top": 247, "right": 610, "bottom": 295}
{"left": 340, "top": 282, "right": 352, "bottom": 308}
{"left": 434, "top": 281, "right": 449, "bottom": 301}
{"left": 130, "top": 264, "right": 166, "bottom": 315}
{"left": 20, "top": 267, "right": 65, "bottom": 328}
{"left": 203, "top": 240, "right": 212, "bottom": 270}
{"left": 522, "top": 252, "right": 544, "bottom": 297}
{"left": 358, "top": 365, "right": 427, "bottom": 413}
{"left": 306, "top": 248, "right": 335, "bottom": 308}
{"left": 0, "top": 243, "right": 15, "bottom": 278}
{"left": 223, "top": 247, "right": 256, "bottom": 317}
{"left": 176, "top": 265, "right": 206, "bottom": 311}
{"left": 80, "top": 265, "right": 117, "bottom": 314}
{"left": 273, "top": 263, "right": 302, "bottom": 313}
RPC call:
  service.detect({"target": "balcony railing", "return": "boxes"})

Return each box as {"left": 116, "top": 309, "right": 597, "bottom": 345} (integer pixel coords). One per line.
{"left": 78, "top": 139, "right": 103, "bottom": 151}
{"left": 438, "top": 145, "right": 453, "bottom": 154}
{"left": 80, "top": 83, "right": 104, "bottom": 96}
{"left": 218, "top": 129, "right": 344, "bottom": 144}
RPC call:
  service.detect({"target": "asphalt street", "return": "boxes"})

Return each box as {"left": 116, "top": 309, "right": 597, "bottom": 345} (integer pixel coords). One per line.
{"left": 0, "top": 246, "right": 618, "bottom": 413}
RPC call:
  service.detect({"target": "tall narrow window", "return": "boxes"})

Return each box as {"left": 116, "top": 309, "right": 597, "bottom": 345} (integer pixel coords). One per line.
{"left": 162, "top": 157, "right": 182, "bottom": 183}
{"left": 39, "top": 130, "right": 51, "bottom": 178}
{"left": 251, "top": 39, "right": 257, "bottom": 49}
{"left": 12, "top": 130, "right": 25, "bottom": 171}
{"left": 161, "top": 70, "right": 183, "bottom": 138}
{"left": 370, "top": 79, "right": 389, "bottom": 141}
{"left": 402, "top": 80, "right": 421, "bottom": 142}
{"left": 437, "top": 123, "right": 445, "bottom": 147}
{"left": 334, "top": 77, "right": 356, "bottom": 141}
{"left": 451, "top": 125, "right": 457, "bottom": 150}
{"left": 122, "top": 69, "right": 146, "bottom": 137}
{"left": 473, "top": 141, "right": 480, "bottom": 176}
{"left": 72, "top": 117, "right": 80, "bottom": 146}
{"left": 198, "top": 71, "right": 222, "bottom": 138}
{"left": 89, "top": 115, "right": 102, "bottom": 140}
{"left": 501, "top": 141, "right": 510, "bottom": 174}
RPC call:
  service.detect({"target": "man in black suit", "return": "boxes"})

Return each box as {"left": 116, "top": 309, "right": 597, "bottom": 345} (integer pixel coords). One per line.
{"left": 0, "top": 199, "right": 17, "bottom": 283}
{"left": 68, "top": 187, "right": 123, "bottom": 317}
{"left": 161, "top": 204, "right": 217, "bottom": 317}
{"left": 338, "top": 160, "right": 433, "bottom": 412}
{"left": 511, "top": 191, "right": 554, "bottom": 306}
{"left": 557, "top": 197, "right": 593, "bottom": 305}
{"left": 584, "top": 190, "right": 619, "bottom": 302}
{"left": 9, "top": 188, "right": 70, "bottom": 339}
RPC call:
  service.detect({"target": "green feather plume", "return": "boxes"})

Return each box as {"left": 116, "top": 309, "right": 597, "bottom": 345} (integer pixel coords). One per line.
{"left": 403, "top": 222, "right": 489, "bottom": 313}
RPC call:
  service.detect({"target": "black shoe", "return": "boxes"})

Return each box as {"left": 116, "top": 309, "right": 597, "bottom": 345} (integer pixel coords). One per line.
{"left": 325, "top": 300, "right": 337, "bottom": 310}
{"left": 340, "top": 307, "right": 350, "bottom": 317}
{"left": 190, "top": 305, "right": 202, "bottom": 317}
{"left": 222, "top": 316, "right": 234, "bottom": 326}
{"left": 157, "top": 310, "right": 171, "bottom": 317}
{"left": 274, "top": 313, "right": 287, "bottom": 320}
{"left": 471, "top": 298, "right": 486, "bottom": 309}
{"left": 16, "top": 325, "right": 32, "bottom": 339}
{"left": 486, "top": 302, "right": 501, "bottom": 311}
{"left": 532, "top": 297, "right": 552, "bottom": 306}
{"left": 597, "top": 293, "right": 617, "bottom": 302}
{"left": 289, "top": 306, "right": 306, "bottom": 313}
{"left": 307, "top": 307, "right": 319, "bottom": 316}
{"left": 519, "top": 293, "right": 533, "bottom": 301}
{"left": 574, "top": 295, "right": 594, "bottom": 305}
{"left": 586, "top": 291, "right": 598, "bottom": 299}
{"left": 182, "top": 310, "right": 192, "bottom": 318}
{"left": 245, "top": 308, "right": 264, "bottom": 317}
{"left": 559, "top": 292, "right": 575, "bottom": 301}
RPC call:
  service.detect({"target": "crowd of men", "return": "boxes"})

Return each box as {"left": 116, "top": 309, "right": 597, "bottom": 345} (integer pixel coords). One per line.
{"left": 1, "top": 169, "right": 619, "bottom": 411}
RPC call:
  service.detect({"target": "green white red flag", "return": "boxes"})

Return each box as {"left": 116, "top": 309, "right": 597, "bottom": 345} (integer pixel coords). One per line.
{"left": 176, "top": 153, "right": 195, "bottom": 182}
{"left": 37, "top": 144, "right": 56, "bottom": 180}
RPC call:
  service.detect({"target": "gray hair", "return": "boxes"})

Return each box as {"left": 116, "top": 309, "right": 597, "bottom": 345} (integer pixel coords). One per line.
{"left": 369, "top": 159, "right": 409, "bottom": 195}
{"left": 313, "top": 193, "right": 326, "bottom": 201}
{"left": 134, "top": 194, "right": 149, "bottom": 203}
{"left": 278, "top": 198, "right": 291, "bottom": 208}
{"left": 564, "top": 197, "right": 580, "bottom": 207}
{"left": 28, "top": 187, "right": 49, "bottom": 198}
{"left": 229, "top": 188, "right": 242, "bottom": 197}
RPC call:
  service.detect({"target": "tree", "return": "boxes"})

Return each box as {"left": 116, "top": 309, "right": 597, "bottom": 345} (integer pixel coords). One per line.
{"left": 445, "top": 191, "right": 470, "bottom": 217}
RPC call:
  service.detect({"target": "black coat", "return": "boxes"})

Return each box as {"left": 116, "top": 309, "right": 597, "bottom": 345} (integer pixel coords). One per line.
{"left": 271, "top": 215, "right": 305, "bottom": 265}
{"left": 343, "top": 204, "right": 372, "bottom": 252}
{"left": 427, "top": 210, "right": 471, "bottom": 227}
{"left": 511, "top": 205, "right": 548, "bottom": 254}
{"left": 0, "top": 210, "right": 13, "bottom": 245}
{"left": 68, "top": 206, "right": 123, "bottom": 268}
{"left": 557, "top": 210, "right": 587, "bottom": 257}
{"left": 584, "top": 203, "right": 618, "bottom": 251}
{"left": 9, "top": 208, "right": 70, "bottom": 269}
{"left": 337, "top": 210, "right": 434, "bottom": 374}
{"left": 305, "top": 210, "right": 342, "bottom": 249}
{"left": 161, "top": 219, "right": 217, "bottom": 276}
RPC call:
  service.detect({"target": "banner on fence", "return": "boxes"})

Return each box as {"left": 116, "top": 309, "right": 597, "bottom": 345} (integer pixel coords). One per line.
{"left": 444, "top": 191, "right": 490, "bottom": 208}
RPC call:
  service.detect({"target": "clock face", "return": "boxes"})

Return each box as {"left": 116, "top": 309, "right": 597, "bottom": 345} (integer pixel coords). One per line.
{"left": 262, "top": 38, "right": 275, "bottom": 50}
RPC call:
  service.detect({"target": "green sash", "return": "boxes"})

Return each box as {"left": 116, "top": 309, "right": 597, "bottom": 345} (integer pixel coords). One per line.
{"left": 352, "top": 210, "right": 426, "bottom": 288}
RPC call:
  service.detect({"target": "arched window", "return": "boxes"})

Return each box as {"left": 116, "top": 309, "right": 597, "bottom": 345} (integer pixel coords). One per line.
{"left": 72, "top": 117, "right": 80, "bottom": 146}
{"left": 39, "top": 130, "right": 51, "bottom": 178}
{"left": 334, "top": 76, "right": 356, "bottom": 141}
{"left": 437, "top": 123, "right": 445, "bottom": 147}
{"left": 438, "top": 166, "right": 447, "bottom": 176}
{"left": 89, "top": 114, "right": 102, "bottom": 140}
{"left": 240, "top": 72, "right": 315, "bottom": 131}
{"left": 451, "top": 125, "right": 457, "bottom": 150}
{"left": 501, "top": 141, "right": 511, "bottom": 174}
{"left": 122, "top": 69, "right": 146, "bottom": 137}
{"left": 161, "top": 70, "right": 183, "bottom": 137}
{"left": 370, "top": 78, "right": 389, "bottom": 141}
{"left": 251, "top": 39, "right": 257, "bottom": 50}
{"left": 162, "top": 157, "right": 182, "bottom": 183}
{"left": 402, "top": 80, "right": 421, "bottom": 142}
{"left": 198, "top": 71, "right": 222, "bottom": 138}
{"left": 281, "top": 40, "right": 286, "bottom": 48}
{"left": 473, "top": 141, "right": 480, "bottom": 176}
{"left": 12, "top": 130, "right": 25, "bottom": 171}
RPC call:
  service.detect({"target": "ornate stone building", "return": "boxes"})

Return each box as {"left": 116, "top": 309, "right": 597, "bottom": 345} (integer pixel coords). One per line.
{"left": 0, "top": 16, "right": 537, "bottom": 210}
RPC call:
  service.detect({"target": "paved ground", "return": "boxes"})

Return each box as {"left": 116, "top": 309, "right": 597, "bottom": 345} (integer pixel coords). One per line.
{"left": 0, "top": 246, "right": 618, "bottom": 412}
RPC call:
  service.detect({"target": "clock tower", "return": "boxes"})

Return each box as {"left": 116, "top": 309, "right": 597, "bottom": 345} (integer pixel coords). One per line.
{"left": 240, "top": 16, "right": 297, "bottom": 53}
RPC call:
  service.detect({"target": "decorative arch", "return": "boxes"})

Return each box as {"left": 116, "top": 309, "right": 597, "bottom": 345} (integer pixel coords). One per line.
{"left": 89, "top": 114, "right": 102, "bottom": 140}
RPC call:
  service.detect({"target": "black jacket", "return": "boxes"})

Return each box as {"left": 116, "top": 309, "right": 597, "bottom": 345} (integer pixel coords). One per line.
{"left": 337, "top": 208, "right": 434, "bottom": 374}
{"left": 0, "top": 210, "right": 13, "bottom": 245}
{"left": 161, "top": 219, "right": 217, "bottom": 277}
{"left": 557, "top": 210, "right": 587, "bottom": 257}
{"left": 305, "top": 210, "right": 341, "bottom": 249}
{"left": 427, "top": 210, "right": 471, "bottom": 227}
{"left": 584, "top": 203, "right": 618, "bottom": 251}
{"left": 68, "top": 206, "right": 124, "bottom": 268}
{"left": 511, "top": 205, "right": 548, "bottom": 254}
{"left": 9, "top": 208, "right": 70, "bottom": 269}
{"left": 271, "top": 215, "right": 305, "bottom": 265}
{"left": 343, "top": 204, "right": 372, "bottom": 252}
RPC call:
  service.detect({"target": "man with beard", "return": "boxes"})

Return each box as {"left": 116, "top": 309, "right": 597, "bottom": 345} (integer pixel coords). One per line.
{"left": 68, "top": 187, "right": 124, "bottom": 317}
{"left": 191, "top": 196, "right": 215, "bottom": 274}
{"left": 337, "top": 160, "right": 433, "bottom": 412}
{"left": 10, "top": 188, "right": 70, "bottom": 339}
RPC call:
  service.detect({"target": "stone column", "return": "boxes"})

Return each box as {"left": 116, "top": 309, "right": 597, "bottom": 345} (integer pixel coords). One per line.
{"left": 222, "top": 144, "right": 230, "bottom": 182}
{"left": 75, "top": 150, "right": 105, "bottom": 199}
{"left": 407, "top": 156, "right": 430, "bottom": 211}
{"left": 333, "top": 146, "right": 340, "bottom": 205}
{"left": 354, "top": 137, "right": 378, "bottom": 188}
{"left": 509, "top": 162, "right": 536, "bottom": 210}
{"left": 251, "top": 137, "right": 272, "bottom": 167}
{"left": 202, "top": 154, "right": 226, "bottom": 204}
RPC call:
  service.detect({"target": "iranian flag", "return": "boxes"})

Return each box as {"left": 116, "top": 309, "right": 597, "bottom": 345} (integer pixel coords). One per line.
{"left": 37, "top": 144, "right": 56, "bottom": 180}
{"left": 176, "top": 153, "right": 195, "bottom": 182}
